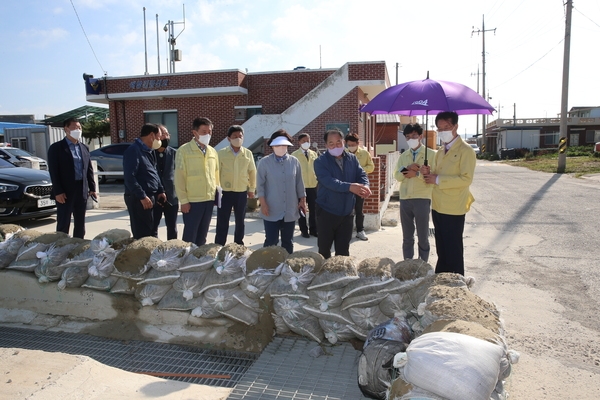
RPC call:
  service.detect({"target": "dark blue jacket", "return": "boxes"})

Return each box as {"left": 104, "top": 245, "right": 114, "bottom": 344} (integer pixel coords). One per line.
{"left": 314, "top": 151, "right": 369, "bottom": 216}
{"left": 154, "top": 146, "right": 178, "bottom": 204}
{"left": 123, "top": 138, "right": 164, "bottom": 200}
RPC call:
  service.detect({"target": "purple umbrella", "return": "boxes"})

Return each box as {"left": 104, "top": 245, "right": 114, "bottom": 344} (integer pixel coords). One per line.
{"left": 360, "top": 76, "right": 494, "bottom": 116}
{"left": 361, "top": 74, "right": 494, "bottom": 164}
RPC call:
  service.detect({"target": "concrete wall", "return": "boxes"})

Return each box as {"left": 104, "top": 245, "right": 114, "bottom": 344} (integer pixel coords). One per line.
{"left": 0, "top": 270, "right": 273, "bottom": 353}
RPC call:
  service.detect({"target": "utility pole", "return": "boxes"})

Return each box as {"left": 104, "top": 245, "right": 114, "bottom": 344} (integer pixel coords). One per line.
{"left": 395, "top": 62, "right": 400, "bottom": 85}
{"left": 471, "top": 65, "right": 480, "bottom": 139}
{"left": 472, "top": 16, "right": 496, "bottom": 154}
{"left": 557, "top": 0, "right": 572, "bottom": 173}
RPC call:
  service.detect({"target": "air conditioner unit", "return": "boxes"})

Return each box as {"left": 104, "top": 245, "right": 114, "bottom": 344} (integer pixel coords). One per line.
{"left": 172, "top": 49, "right": 182, "bottom": 61}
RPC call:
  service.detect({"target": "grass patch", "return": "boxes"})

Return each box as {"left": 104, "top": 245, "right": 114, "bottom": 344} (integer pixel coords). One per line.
{"left": 502, "top": 155, "right": 600, "bottom": 177}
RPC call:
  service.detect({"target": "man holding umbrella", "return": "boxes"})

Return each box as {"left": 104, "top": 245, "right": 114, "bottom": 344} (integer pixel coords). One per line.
{"left": 421, "top": 111, "right": 476, "bottom": 276}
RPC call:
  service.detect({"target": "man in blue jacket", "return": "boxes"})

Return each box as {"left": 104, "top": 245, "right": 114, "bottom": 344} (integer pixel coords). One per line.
{"left": 123, "top": 123, "right": 167, "bottom": 239}
{"left": 152, "top": 124, "right": 178, "bottom": 240}
{"left": 314, "top": 129, "right": 371, "bottom": 259}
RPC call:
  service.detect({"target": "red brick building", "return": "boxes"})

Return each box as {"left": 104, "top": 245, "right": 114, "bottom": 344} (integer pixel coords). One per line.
{"left": 85, "top": 61, "right": 395, "bottom": 229}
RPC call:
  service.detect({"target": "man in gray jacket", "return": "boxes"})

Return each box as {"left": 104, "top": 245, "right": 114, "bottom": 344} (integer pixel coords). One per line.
{"left": 152, "top": 124, "right": 179, "bottom": 240}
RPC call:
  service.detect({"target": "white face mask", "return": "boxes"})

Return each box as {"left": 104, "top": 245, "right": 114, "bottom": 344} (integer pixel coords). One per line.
{"left": 273, "top": 146, "right": 287, "bottom": 157}
{"left": 69, "top": 129, "right": 82, "bottom": 141}
{"left": 230, "top": 137, "right": 243, "bottom": 148}
{"left": 300, "top": 142, "right": 310, "bottom": 150}
{"left": 328, "top": 147, "right": 344, "bottom": 157}
{"left": 347, "top": 145, "right": 358, "bottom": 153}
{"left": 152, "top": 139, "right": 162, "bottom": 150}
{"left": 197, "top": 134, "right": 211, "bottom": 146}
{"left": 407, "top": 138, "right": 421, "bottom": 149}
{"left": 438, "top": 130, "right": 454, "bottom": 144}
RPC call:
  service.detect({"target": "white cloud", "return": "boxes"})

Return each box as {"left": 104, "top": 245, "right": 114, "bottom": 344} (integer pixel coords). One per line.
{"left": 18, "top": 28, "right": 69, "bottom": 48}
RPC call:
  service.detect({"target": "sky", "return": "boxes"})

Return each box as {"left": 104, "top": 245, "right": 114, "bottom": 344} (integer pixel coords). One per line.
{"left": 1, "top": 0, "right": 599, "bottom": 135}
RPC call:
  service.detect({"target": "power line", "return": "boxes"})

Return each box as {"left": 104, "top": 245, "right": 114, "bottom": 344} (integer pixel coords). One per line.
{"left": 491, "top": 38, "right": 564, "bottom": 89}
{"left": 70, "top": 0, "right": 106, "bottom": 74}
{"left": 573, "top": 6, "right": 600, "bottom": 28}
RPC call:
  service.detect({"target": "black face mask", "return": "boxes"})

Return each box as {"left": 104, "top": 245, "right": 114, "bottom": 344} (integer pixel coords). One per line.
{"left": 160, "top": 138, "right": 169, "bottom": 148}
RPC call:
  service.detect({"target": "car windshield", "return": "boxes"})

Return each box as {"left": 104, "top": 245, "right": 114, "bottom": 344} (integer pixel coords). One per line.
{"left": 0, "top": 157, "right": 16, "bottom": 168}
{"left": 470, "top": 144, "right": 478, "bottom": 148}
{"left": 2, "top": 147, "right": 34, "bottom": 157}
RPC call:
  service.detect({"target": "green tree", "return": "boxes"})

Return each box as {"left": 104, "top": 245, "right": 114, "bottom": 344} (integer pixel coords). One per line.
{"left": 82, "top": 118, "right": 110, "bottom": 147}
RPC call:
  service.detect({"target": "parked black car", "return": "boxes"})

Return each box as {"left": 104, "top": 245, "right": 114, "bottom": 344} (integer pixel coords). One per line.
{"left": 0, "top": 157, "right": 56, "bottom": 222}
{"left": 90, "top": 143, "right": 131, "bottom": 184}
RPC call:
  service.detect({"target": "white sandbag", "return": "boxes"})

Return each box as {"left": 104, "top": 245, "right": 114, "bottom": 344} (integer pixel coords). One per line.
{"left": 34, "top": 239, "right": 82, "bottom": 282}
{"left": 219, "top": 303, "right": 259, "bottom": 326}
{"left": 272, "top": 313, "right": 290, "bottom": 334}
{"left": 306, "top": 288, "right": 344, "bottom": 311}
{"left": 88, "top": 248, "right": 119, "bottom": 279}
{"left": 147, "top": 240, "right": 190, "bottom": 271}
{"left": 341, "top": 292, "right": 389, "bottom": 311}
{"left": 378, "top": 293, "right": 407, "bottom": 318}
{"left": 302, "top": 305, "right": 354, "bottom": 325}
{"left": 203, "top": 288, "right": 242, "bottom": 312}
{"left": 307, "top": 256, "right": 358, "bottom": 291}
{"left": 0, "top": 229, "right": 42, "bottom": 269}
{"left": 282, "top": 314, "right": 323, "bottom": 343}
{"left": 190, "top": 296, "right": 223, "bottom": 318}
{"left": 349, "top": 305, "right": 389, "bottom": 331}
{"left": 179, "top": 252, "right": 216, "bottom": 272}
{"left": 57, "top": 266, "right": 89, "bottom": 290}
{"left": 135, "top": 283, "right": 172, "bottom": 306}
{"left": 137, "top": 268, "right": 181, "bottom": 286}
{"left": 267, "top": 264, "right": 314, "bottom": 299}
{"left": 342, "top": 257, "right": 395, "bottom": 299}
{"left": 81, "top": 275, "right": 119, "bottom": 291}
{"left": 232, "top": 291, "right": 261, "bottom": 312}
{"left": 90, "top": 229, "right": 131, "bottom": 253}
{"left": 394, "top": 332, "right": 507, "bottom": 400}
{"left": 110, "top": 277, "right": 137, "bottom": 295}
{"left": 240, "top": 266, "right": 280, "bottom": 299}
{"left": 173, "top": 270, "right": 210, "bottom": 300}
{"left": 319, "top": 319, "right": 356, "bottom": 344}
{"left": 157, "top": 288, "right": 204, "bottom": 311}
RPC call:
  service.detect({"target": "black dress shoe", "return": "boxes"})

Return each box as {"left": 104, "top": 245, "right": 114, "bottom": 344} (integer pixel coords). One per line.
{"left": 301, "top": 232, "right": 310, "bottom": 238}
{"left": 310, "top": 232, "right": 318, "bottom": 237}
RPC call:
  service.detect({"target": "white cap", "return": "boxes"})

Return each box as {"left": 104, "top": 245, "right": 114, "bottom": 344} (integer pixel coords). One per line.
{"left": 270, "top": 136, "right": 293, "bottom": 147}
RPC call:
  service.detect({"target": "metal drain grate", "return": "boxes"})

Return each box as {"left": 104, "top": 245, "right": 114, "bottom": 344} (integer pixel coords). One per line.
{"left": 227, "top": 336, "right": 369, "bottom": 400}
{"left": 0, "top": 326, "right": 257, "bottom": 388}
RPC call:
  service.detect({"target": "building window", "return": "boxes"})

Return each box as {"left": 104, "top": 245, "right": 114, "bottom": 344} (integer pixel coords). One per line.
{"left": 11, "top": 137, "right": 28, "bottom": 151}
{"left": 585, "top": 130, "right": 600, "bottom": 143}
{"left": 234, "top": 106, "right": 263, "bottom": 121}
{"left": 544, "top": 132, "right": 559, "bottom": 146}
{"left": 144, "top": 111, "right": 179, "bottom": 147}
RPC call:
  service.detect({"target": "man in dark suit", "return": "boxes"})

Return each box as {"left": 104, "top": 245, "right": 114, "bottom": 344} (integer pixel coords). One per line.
{"left": 47, "top": 117, "right": 96, "bottom": 238}
{"left": 152, "top": 124, "right": 179, "bottom": 240}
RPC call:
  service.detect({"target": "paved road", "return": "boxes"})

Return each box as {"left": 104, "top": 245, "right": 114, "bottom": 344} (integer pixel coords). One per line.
{"left": 13, "top": 161, "right": 600, "bottom": 398}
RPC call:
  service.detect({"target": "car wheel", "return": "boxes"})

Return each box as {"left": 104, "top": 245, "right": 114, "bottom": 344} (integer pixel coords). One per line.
{"left": 98, "top": 167, "right": 107, "bottom": 184}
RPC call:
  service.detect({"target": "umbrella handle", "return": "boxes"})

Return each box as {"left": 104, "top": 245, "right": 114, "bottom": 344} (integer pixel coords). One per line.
{"left": 423, "top": 159, "right": 428, "bottom": 166}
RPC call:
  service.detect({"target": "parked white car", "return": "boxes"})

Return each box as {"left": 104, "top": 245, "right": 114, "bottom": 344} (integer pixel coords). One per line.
{"left": 469, "top": 143, "right": 481, "bottom": 155}
{"left": 0, "top": 146, "right": 48, "bottom": 170}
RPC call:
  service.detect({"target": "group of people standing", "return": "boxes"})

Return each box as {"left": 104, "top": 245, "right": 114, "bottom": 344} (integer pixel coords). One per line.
{"left": 47, "top": 110, "right": 475, "bottom": 276}
{"left": 395, "top": 111, "right": 476, "bottom": 276}
{"left": 256, "top": 128, "right": 372, "bottom": 257}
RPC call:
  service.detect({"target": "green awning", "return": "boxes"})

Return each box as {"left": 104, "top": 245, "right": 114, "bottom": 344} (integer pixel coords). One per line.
{"left": 42, "top": 106, "right": 109, "bottom": 126}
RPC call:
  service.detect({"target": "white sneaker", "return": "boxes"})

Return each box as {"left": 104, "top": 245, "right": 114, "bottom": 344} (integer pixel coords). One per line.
{"left": 356, "top": 230, "right": 368, "bottom": 241}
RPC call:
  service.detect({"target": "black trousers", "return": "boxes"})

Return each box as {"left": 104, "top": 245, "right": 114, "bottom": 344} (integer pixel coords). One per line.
{"left": 152, "top": 200, "right": 179, "bottom": 240}
{"left": 316, "top": 206, "right": 354, "bottom": 259}
{"left": 215, "top": 191, "right": 248, "bottom": 245}
{"left": 125, "top": 193, "right": 156, "bottom": 239}
{"left": 432, "top": 210, "right": 466, "bottom": 276}
{"left": 182, "top": 201, "right": 214, "bottom": 246}
{"left": 298, "top": 187, "right": 317, "bottom": 235}
{"left": 354, "top": 195, "right": 365, "bottom": 232}
{"left": 56, "top": 180, "right": 87, "bottom": 239}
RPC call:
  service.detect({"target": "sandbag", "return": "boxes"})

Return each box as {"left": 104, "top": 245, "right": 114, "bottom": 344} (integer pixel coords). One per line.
{"left": 157, "top": 288, "right": 204, "bottom": 311}
{"left": 0, "top": 229, "right": 42, "bottom": 269}
{"left": 58, "top": 266, "right": 89, "bottom": 290}
{"left": 34, "top": 238, "right": 84, "bottom": 282}
{"left": 219, "top": 303, "right": 259, "bottom": 326}
{"left": 358, "top": 338, "right": 408, "bottom": 399}
{"left": 302, "top": 305, "right": 354, "bottom": 325}
{"left": 307, "top": 256, "right": 358, "bottom": 291}
{"left": 349, "top": 305, "right": 389, "bottom": 332}
{"left": 342, "top": 257, "right": 395, "bottom": 299}
{"left": 81, "top": 275, "right": 119, "bottom": 291}
{"left": 306, "top": 288, "right": 344, "bottom": 311}
{"left": 90, "top": 229, "right": 131, "bottom": 253}
{"left": 282, "top": 314, "right": 323, "bottom": 343}
{"left": 172, "top": 270, "right": 210, "bottom": 300}
{"left": 88, "top": 248, "right": 120, "bottom": 279}
{"left": 135, "top": 283, "right": 172, "bottom": 306}
{"left": 267, "top": 263, "right": 313, "bottom": 299}
{"left": 394, "top": 332, "right": 508, "bottom": 400}
{"left": 137, "top": 268, "right": 181, "bottom": 286}
{"left": 319, "top": 319, "right": 356, "bottom": 344}
{"left": 203, "top": 287, "right": 242, "bottom": 312}
{"left": 240, "top": 266, "right": 281, "bottom": 299}
{"left": 178, "top": 243, "right": 219, "bottom": 272}
{"left": 61, "top": 241, "right": 95, "bottom": 269}
{"left": 110, "top": 277, "right": 138, "bottom": 295}
{"left": 245, "top": 246, "right": 288, "bottom": 273}
{"left": 341, "top": 292, "right": 388, "bottom": 311}
{"left": 112, "top": 237, "right": 162, "bottom": 279}
{"left": 147, "top": 239, "right": 190, "bottom": 271}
